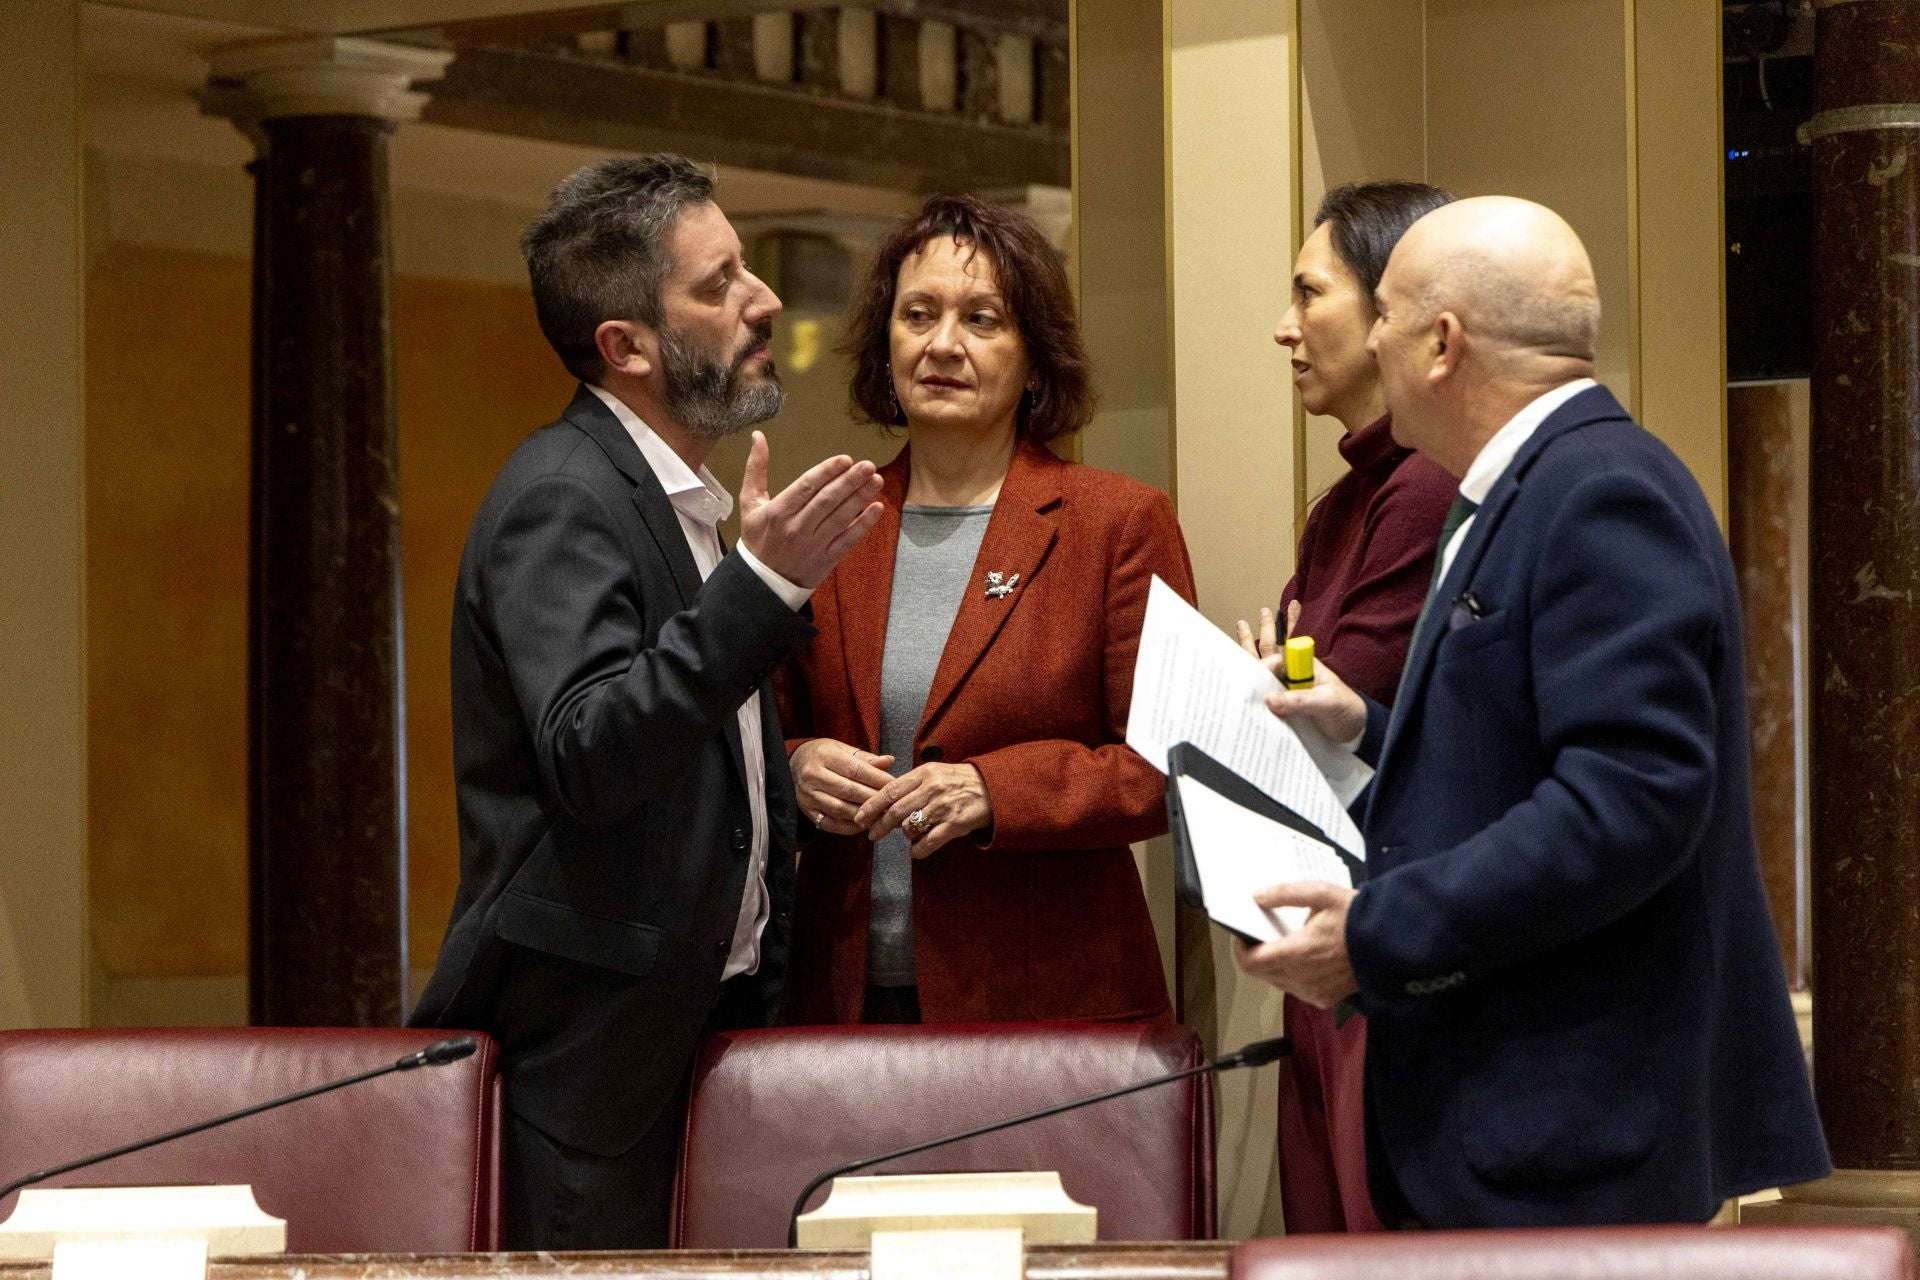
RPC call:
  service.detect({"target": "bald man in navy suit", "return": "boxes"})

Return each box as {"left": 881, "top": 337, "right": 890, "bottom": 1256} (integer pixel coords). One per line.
{"left": 1240, "top": 196, "right": 1829, "bottom": 1227}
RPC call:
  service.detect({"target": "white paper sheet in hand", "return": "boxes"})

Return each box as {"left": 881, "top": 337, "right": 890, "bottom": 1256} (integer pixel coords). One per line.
{"left": 1178, "top": 775, "right": 1354, "bottom": 939}
{"left": 1126, "top": 576, "right": 1368, "bottom": 860}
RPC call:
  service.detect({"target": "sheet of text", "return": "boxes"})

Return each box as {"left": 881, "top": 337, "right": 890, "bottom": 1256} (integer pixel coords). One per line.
{"left": 1128, "top": 576, "right": 1366, "bottom": 860}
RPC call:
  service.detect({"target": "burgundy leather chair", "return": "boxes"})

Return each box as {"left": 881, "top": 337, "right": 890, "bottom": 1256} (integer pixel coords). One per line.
{"left": 1232, "top": 1225, "right": 1913, "bottom": 1280}
{"left": 0, "top": 1027, "right": 502, "bottom": 1254}
{"left": 672, "top": 1021, "right": 1215, "bottom": 1247}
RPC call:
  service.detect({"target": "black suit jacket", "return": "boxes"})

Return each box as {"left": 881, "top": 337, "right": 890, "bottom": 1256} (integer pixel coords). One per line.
{"left": 410, "top": 385, "right": 813, "bottom": 1156}
{"left": 1347, "top": 386, "right": 1828, "bottom": 1224}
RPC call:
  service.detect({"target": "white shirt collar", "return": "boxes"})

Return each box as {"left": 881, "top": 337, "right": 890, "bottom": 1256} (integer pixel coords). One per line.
{"left": 586, "top": 384, "right": 734, "bottom": 528}
{"left": 1457, "top": 377, "right": 1598, "bottom": 506}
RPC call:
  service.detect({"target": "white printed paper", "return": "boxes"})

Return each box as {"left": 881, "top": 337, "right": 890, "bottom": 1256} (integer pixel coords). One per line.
{"left": 1177, "top": 774, "right": 1354, "bottom": 939}
{"left": 1127, "top": 576, "right": 1368, "bottom": 859}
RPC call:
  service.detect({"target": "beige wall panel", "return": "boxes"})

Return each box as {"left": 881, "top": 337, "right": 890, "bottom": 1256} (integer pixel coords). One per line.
{"left": 1071, "top": 0, "right": 1179, "bottom": 1001}
{"left": 1, "top": 1, "right": 89, "bottom": 1028}
{"left": 1299, "top": 0, "right": 1426, "bottom": 205}
{"left": 84, "top": 244, "right": 250, "bottom": 982}
{"left": 1073, "top": 0, "right": 1304, "bottom": 1234}
{"left": 1425, "top": 0, "right": 1635, "bottom": 407}
{"left": 93, "top": 974, "right": 247, "bottom": 1028}
{"left": 1299, "top": 0, "right": 1724, "bottom": 517}
{"left": 94, "top": 151, "right": 250, "bottom": 259}
{"left": 1631, "top": 0, "right": 1726, "bottom": 520}
{"left": 1169, "top": 3, "right": 1298, "bottom": 1240}
{"left": 1297, "top": 0, "right": 1427, "bottom": 530}
{"left": 1072, "top": 0, "right": 1173, "bottom": 495}
{"left": 1170, "top": 12, "right": 1299, "bottom": 630}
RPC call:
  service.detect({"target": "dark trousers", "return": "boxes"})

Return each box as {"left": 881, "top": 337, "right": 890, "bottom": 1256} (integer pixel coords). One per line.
{"left": 861, "top": 984, "right": 922, "bottom": 1024}
{"left": 501, "top": 975, "right": 771, "bottom": 1251}
{"left": 1361, "top": 1079, "right": 1424, "bottom": 1231}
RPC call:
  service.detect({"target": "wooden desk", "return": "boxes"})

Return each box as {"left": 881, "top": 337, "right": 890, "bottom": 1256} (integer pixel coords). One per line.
{"left": 0, "top": 1243, "right": 1233, "bottom": 1279}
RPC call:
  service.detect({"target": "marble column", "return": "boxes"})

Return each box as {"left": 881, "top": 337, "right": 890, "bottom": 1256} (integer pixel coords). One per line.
{"left": 1726, "top": 383, "right": 1808, "bottom": 989}
{"left": 1749, "top": 0, "right": 1920, "bottom": 1234}
{"left": 206, "top": 39, "right": 451, "bottom": 1027}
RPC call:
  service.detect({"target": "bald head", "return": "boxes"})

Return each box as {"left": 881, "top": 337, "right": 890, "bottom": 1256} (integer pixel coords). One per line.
{"left": 1366, "top": 196, "right": 1603, "bottom": 474}
{"left": 1387, "top": 196, "right": 1600, "bottom": 367}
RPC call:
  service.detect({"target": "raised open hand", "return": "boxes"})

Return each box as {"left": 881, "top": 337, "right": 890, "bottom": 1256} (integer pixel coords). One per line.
{"left": 739, "top": 432, "right": 885, "bottom": 588}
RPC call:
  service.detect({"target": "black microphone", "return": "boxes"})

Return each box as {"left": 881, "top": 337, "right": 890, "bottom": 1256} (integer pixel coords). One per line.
{"left": 784, "top": 1034, "right": 1289, "bottom": 1247}
{"left": 0, "top": 1035, "right": 478, "bottom": 1205}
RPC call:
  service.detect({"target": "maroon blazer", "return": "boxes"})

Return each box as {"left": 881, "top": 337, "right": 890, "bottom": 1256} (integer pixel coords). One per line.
{"left": 778, "top": 440, "right": 1198, "bottom": 1025}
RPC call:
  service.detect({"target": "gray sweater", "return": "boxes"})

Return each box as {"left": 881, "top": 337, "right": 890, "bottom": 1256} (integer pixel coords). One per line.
{"left": 868, "top": 503, "right": 994, "bottom": 987}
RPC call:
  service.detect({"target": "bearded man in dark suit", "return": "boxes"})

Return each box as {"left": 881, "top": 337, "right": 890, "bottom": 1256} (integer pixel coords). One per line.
{"left": 1240, "top": 196, "right": 1829, "bottom": 1227}
{"left": 410, "top": 155, "right": 883, "bottom": 1250}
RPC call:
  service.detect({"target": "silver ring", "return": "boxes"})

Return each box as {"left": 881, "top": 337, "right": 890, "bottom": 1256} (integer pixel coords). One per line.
{"left": 905, "top": 808, "right": 930, "bottom": 840}
{"left": 813, "top": 811, "right": 826, "bottom": 826}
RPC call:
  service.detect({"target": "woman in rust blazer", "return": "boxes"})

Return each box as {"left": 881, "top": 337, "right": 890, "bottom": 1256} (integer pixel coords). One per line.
{"left": 778, "top": 194, "right": 1196, "bottom": 1026}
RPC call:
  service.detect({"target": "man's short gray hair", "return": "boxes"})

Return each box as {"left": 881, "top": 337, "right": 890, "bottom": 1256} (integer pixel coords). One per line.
{"left": 522, "top": 154, "right": 716, "bottom": 382}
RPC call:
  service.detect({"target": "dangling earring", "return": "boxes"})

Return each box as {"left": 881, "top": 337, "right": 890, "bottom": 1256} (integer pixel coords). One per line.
{"left": 887, "top": 379, "right": 900, "bottom": 423}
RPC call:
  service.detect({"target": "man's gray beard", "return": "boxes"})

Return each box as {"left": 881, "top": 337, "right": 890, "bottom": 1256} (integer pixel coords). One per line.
{"left": 657, "top": 325, "right": 785, "bottom": 439}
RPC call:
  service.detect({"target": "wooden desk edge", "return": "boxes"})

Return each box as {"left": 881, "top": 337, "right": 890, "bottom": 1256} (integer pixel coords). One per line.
{"left": 0, "top": 1241, "right": 1234, "bottom": 1279}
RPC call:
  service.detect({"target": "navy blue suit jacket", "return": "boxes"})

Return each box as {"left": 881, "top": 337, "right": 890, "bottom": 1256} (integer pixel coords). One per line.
{"left": 1347, "top": 385, "right": 1829, "bottom": 1226}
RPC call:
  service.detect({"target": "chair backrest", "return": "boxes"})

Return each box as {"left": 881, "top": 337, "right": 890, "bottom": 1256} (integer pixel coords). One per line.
{"left": 1232, "top": 1226, "right": 1914, "bottom": 1280}
{"left": 672, "top": 1020, "right": 1215, "bottom": 1247}
{"left": 0, "top": 1027, "right": 501, "bottom": 1254}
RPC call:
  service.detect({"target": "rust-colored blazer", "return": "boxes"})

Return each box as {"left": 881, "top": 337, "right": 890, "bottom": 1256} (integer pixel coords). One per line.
{"left": 778, "top": 440, "right": 1198, "bottom": 1025}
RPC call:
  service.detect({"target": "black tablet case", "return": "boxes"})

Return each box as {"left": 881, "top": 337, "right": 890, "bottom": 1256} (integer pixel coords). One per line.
{"left": 1165, "top": 741, "right": 1367, "bottom": 942}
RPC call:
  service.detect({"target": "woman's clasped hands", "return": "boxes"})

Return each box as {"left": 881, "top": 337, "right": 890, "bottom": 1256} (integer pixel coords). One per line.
{"left": 790, "top": 740, "right": 993, "bottom": 858}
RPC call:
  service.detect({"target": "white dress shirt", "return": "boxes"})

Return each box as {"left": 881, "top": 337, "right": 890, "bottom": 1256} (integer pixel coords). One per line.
{"left": 587, "top": 385, "right": 809, "bottom": 979}
{"left": 1433, "top": 377, "right": 1597, "bottom": 587}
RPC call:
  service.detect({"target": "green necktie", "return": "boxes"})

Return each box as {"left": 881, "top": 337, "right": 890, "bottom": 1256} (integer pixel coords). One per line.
{"left": 1402, "top": 495, "right": 1480, "bottom": 688}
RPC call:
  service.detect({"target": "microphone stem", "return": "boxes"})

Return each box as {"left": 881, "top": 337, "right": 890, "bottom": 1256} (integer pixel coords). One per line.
{"left": 786, "top": 1048, "right": 1269, "bottom": 1248}
{"left": 0, "top": 1060, "right": 401, "bottom": 1204}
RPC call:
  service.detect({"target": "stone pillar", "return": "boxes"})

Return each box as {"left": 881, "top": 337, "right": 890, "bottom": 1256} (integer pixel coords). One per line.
{"left": 1748, "top": 0, "right": 1920, "bottom": 1235}
{"left": 1726, "top": 382, "right": 1809, "bottom": 988}
{"left": 206, "top": 38, "right": 450, "bottom": 1027}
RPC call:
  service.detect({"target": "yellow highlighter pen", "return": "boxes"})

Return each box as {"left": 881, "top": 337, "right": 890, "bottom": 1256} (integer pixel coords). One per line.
{"left": 1283, "top": 635, "right": 1316, "bottom": 690}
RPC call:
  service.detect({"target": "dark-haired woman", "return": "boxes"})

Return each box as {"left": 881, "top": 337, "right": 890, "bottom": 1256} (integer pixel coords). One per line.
{"left": 777, "top": 194, "right": 1196, "bottom": 1026}
{"left": 1236, "top": 180, "right": 1458, "bottom": 1232}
